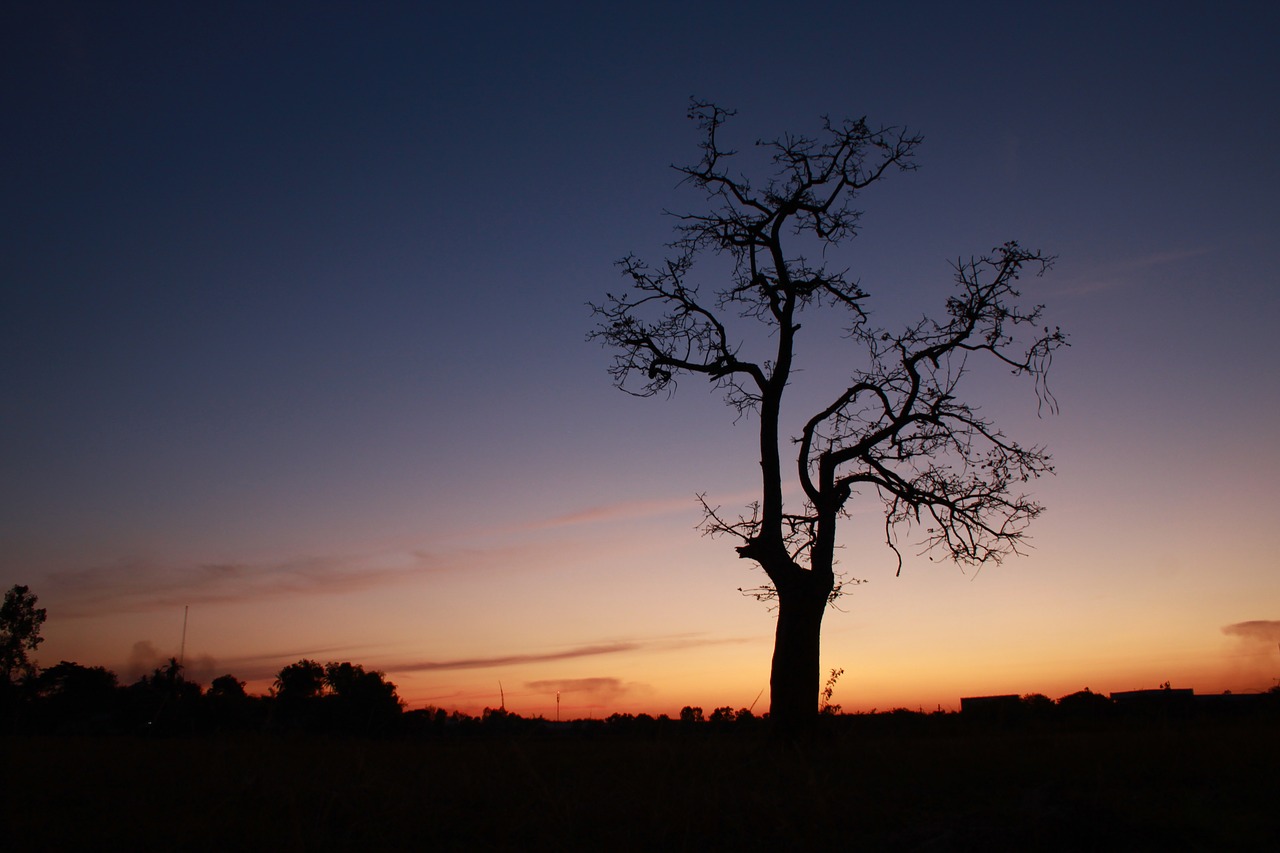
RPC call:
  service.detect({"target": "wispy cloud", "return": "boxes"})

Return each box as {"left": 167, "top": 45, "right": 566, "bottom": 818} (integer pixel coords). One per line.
{"left": 214, "top": 644, "right": 369, "bottom": 666}
{"left": 1222, "top": 620, "right": 1280, "bottom": 643}
{"left": 46, "top": 489, "right": 765, "bottom": 617}
{"left": 1116, "top": 248, "right": 1214, "bottom": 270}
{"left": 46, "top": 537, "right": 581, "bottom": 617}
{"left": 523, "top": 496, "right": 700, "bottom": 531}
{"left": 523, "top": 676, "right": 646, "bottom": 707}
{"left": 46, "top": 552, "right": 437, "bottom": 616}
{"left": 521, "top": 488, "right": 764, "bottom": 532}
{"left": 525, "top": 676, "right": 626, "bottom": 694}
{"left": 1219, "top": 620, "right": 1280, "bottom": 689}
{"left": 1049, "top": 246, "right": 1214, "bottom": 297}
{"left": 396, "top": 642, "right": 639, "bottom": 672}
{"left": 389, "top": 633, "right": 753, "bottom": 674}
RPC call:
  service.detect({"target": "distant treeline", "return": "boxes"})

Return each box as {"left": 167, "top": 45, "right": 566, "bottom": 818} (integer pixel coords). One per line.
{"left": 3, "top": 657, "right": 1278, "bottom": 737}
{"left": 0, "top": 657, "right": 407, "bottom": 736}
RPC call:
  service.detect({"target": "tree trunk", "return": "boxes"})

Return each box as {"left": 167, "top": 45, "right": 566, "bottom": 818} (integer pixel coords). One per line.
{"left": 769, "top": 579, "right": 828, "bottom": 733}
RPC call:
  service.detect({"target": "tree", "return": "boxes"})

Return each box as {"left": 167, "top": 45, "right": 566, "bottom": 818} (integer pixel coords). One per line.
{"left": 271, "top": 659, "right": 327, "bottom": 730}
{"left": 35, "top": 661, "right": 119, "bottom": 731}
{"left": 323, "top": 661, "right": 403, "bottom": 728}
{"left": 1, "top": 584, "right": 47, "bottom": 685}
{"left": 679, "top": 705, "right": 704, "bottom": 724}
{"left": 274, "top": 659, "right": 326, "bottom": 701}
{"left": 591, "top": 103, "right": 1064, "bottom": 731}
{"left": 38, "top": 660, "right": 118, "bottom": 699}
{"left": 323, "top": 661, "right": 399, "bottom": 703}
{"left": 208, "top": 673, "right": 247, "bottom": 700}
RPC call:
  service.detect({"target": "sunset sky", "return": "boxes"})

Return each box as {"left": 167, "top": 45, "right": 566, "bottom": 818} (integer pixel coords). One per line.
{"left": 4, "top": 1, "right": 1278, "bottom": 717}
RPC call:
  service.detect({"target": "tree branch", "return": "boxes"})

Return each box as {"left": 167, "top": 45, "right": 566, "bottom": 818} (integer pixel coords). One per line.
{"left": 592, "top": 102, "right": 1062, "bottom": 608}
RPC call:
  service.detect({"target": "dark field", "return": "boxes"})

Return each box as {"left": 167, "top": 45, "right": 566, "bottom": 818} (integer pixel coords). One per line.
{"left": 5, "top": 721, "right": 1275, "bottom": 851}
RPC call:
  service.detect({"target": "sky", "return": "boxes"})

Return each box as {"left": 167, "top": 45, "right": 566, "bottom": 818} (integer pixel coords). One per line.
{"left": 3, "top": 0, "right": 1278, "bottom": 717}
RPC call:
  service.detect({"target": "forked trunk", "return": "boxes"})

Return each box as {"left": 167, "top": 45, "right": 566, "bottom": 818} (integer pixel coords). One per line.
{"left": 769, "top": 580, "right": 828, "bottom": 733}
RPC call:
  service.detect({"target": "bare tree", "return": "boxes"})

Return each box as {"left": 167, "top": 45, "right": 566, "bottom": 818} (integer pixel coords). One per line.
{"left": 590, "top": 102, "right": 1065, "bottom": 731}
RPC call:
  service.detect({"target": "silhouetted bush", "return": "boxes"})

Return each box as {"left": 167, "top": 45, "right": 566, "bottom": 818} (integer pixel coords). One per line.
{"left": 33, "top": 661, "right": 119, "bottom": 733}
{"left": 267, "top": 660, "right": 403, "bottom": 733}
{"left": 208, "top": 674, "right": 246, "bottom": 699}
{"left": 1056, "top": 688, "right": 1115, "bottom": 721}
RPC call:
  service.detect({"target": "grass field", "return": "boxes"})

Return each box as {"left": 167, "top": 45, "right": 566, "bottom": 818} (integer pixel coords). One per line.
{"left": 5, "top": 720, "right": 1275, "bottom": 851}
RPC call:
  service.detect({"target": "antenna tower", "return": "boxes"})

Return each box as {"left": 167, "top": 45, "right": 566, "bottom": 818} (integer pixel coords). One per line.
{"left": 179, "top": 605, "right": 189, "bottom": 667}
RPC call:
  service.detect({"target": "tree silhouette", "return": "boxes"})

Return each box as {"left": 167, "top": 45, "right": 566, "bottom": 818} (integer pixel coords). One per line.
{"left": 271, "top": 659, "right": 327, "bottom": 730}
{"left": 323, "top": 661, "right": 403, "bottom": 730}
{"left": 35, "top": 661, "right": 119, "bottom": 732}
{"left": 205, "top": 673, "right": 262, "bottom": 731}
{"left": 271, "top": 659, "right": 402, "bottom": 732}
{"left": 1, "top": 584, "right": 46, "bottom": 686}
{"left": 38, "top": 660, "right": 118, "bottom": 697}
{"left": 274, "top": 659, "right": 326, "bottom": 701}
{"left": 592, "top": 102, "right": 1064, "bottom": 731}
{"left": 208, "top": 673, "right": 247, "bottom": 700}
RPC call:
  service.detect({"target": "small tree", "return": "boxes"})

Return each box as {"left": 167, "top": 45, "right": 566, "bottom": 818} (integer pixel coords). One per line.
{"left": 208, "top": 674, "right": 247, "bottom": 700}
{"left": 1, "top": 584, "right": 47, "bottom": 685}
{"left": 679, "top": 705, "right": 704, "bottom": 724}
{"left": 591, "top": 103, "right": 1064, "bottom": 731}
{"left": 140, "top": 657, "right": 189, "bottom": 692}
{"left": 820, "top": 667, "right": 844, "bottom": 716}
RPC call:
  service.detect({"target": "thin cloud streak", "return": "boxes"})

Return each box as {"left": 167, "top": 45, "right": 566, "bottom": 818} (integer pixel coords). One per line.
{"left": 525, "top": 496, "right": 703, "bottom": 531}
{"left": 523, "top": 677, "right": 647, "bottom": 707}
{"left": 1222, "top": 620, "right": 1280, "bottom": 643}
{"left": 1048, "top": 246, "right": 1214, "bottom": 297}
{"left": 44, "top": 538, "right": 581, "bottom": 616}
{"left": 397, "top": 642, "right": 639, "bottom": 672}
{"left": 390, "top": 633, "right": 755, "bottom": 674}
{"left": 46, "top": 554, "right": 434, "bottom": 616}
{"left": 525, "top": 677, "right": 627, "bottom": 694}
{"left": 1116, "top": 248, "right": 1214, "bottom": 270}
{"left": 521, "top": 489, "right": 764, "bottom": 532}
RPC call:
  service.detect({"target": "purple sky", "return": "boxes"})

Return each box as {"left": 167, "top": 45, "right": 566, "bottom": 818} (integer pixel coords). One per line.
{"left": 3, "top": 2, "right": 1278, "bottom": 714}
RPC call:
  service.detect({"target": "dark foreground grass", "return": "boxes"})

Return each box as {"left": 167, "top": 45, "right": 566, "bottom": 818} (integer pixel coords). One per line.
{"left": 4, "top": 720, "right": 1275, "bottom": 851}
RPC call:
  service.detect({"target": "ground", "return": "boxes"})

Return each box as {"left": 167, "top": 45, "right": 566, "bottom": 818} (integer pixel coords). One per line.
{"left": 5, "top": 719, "right": 1274, "bottom": 850}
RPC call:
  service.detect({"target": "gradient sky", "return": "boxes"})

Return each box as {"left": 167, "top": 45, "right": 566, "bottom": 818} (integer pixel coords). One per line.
{"left": 4, "top": 1, "right": 1278, "bottom": 717}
